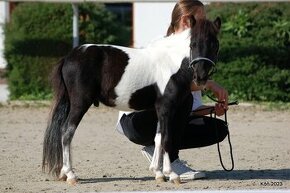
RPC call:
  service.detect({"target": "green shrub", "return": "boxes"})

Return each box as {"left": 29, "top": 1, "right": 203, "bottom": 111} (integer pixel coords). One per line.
{"left": 5, "top": 3, "right": 130, "bottom": 100}
{"left": 207, "top": 3, "right": 290, "bottom": 102}
{"left": 5, "top": 3, "right": 290, "bottom": 102}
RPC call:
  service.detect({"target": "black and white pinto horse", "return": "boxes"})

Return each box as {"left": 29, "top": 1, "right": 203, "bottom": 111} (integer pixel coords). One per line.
{"left": 42, "top": 17, "right": 221, "bottom": 185}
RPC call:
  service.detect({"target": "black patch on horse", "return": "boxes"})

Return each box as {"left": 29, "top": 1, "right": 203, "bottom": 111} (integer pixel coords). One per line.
{"left": 129, "top": 84, "right": 157, "bottom": 110}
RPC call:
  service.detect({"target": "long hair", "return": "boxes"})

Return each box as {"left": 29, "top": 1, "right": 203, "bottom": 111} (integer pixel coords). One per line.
{"left": 166, "top": 0, "right": 205, "bottom": 36}
{"left": 42, "top": 58, "right": 70, "bottom": 176}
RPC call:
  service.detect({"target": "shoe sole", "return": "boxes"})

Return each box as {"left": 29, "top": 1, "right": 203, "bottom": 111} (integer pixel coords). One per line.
{"left": 141, "top": 149, "right": 153, "bottom": 164}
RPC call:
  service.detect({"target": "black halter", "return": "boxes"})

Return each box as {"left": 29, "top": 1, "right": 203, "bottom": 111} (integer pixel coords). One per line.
{"left": 189, "top": 57, "right": 215, "bottom": 68}
{"left": 188, "top": 51, "right": 217, "bottom": 77}
{"left": 189, "top": 57, "right": 217, "bottom": 76}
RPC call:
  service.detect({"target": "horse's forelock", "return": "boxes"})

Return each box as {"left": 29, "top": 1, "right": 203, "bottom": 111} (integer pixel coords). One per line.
{"left": 191, "top": 19, "right": 219, "bottom": 38}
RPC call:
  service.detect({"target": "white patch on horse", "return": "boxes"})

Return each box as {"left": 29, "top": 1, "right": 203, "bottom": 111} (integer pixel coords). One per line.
{"left": 162, "top": 152, "right": 171, "bottom": 175}
{"left": 115, "top": 48, "right": 156, "bottom": 111}
{"left": 150, "top": 132, "right": 162, "bottom": 172}
{"left": 79, "top": 44, "right": 95, "bottom": 52}
{"left": 115, "top": 30, "right": 191, "bottom": 110}
{"left": 60, "top": 138, "right": 76, "bottom": 180}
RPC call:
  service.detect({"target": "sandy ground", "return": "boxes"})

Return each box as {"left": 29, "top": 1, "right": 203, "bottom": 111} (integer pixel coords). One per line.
{"left": 0, "top": 102, "right": 290, "bottom": 192}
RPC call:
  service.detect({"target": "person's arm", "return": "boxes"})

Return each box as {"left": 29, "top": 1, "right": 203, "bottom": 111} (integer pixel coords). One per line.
{"left": 205, "top": 80, "right": 228, "bottom": 106}
{"left": 191, "top": 80, "right": 228, "bottom": 116}
{"left": 191, "top": 105, "right": 215, "bottom": 116}
{"left": 191, "top": 82, "right": 205, "bottom": 91}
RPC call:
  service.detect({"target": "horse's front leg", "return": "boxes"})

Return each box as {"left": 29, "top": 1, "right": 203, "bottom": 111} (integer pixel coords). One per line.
{"left": 160, "top": 124, "right": 181, "bottom": 184}
{"left": 163, "top": 152, "right": 180, "bottom": 184}
{"left": 149, "top": 123, "right": 166, "bottom": 182}
{"left": 156, "top": 103, "right": 181, "bottom": 185}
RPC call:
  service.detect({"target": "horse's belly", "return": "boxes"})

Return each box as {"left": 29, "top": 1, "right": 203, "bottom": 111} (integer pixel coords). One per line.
{"left": 114, "top": 82, "right": 156, "bottom": 111}
{"left": 128, "top": 84, "right": 157, "bottom": 110}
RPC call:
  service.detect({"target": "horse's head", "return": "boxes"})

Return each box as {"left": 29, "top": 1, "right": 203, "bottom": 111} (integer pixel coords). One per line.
{"left": 189, "top": 16, "right": 221, "bottom": 86}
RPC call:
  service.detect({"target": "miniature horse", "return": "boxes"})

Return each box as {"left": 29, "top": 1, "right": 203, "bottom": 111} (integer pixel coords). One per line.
{"left": 42, "top": 17, "right": 221, "bottom": 185}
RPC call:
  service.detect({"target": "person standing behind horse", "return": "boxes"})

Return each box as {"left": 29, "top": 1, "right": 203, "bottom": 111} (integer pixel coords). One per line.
{"left": 116, "top": 0, "right": 229, "bottom": 181}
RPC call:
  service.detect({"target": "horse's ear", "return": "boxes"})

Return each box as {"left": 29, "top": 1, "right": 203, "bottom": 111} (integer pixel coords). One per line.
{"left": 190, "top": 15, "right": 196, "bottom": 27}
{"left": 214, "top": 17, "right": 221, "bottom": 30}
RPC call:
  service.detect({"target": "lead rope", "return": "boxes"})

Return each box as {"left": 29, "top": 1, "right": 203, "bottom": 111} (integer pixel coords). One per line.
{"left": 190, "top": 94, "right": 237, "bottom": 171}
{"left": 210, "top": 108, "right": 235, "bottom": 171}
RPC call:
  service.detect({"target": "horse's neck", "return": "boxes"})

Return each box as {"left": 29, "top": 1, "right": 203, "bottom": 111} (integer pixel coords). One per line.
{"left": 143, "top": 30, "right": 190, "bottom": 70}
{"left": 146, "top": 29, "right": 190, "bottom": 55}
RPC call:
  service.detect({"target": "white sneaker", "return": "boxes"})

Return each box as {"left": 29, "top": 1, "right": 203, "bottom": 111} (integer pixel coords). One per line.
{"left": 171, "top": 158, "right": 206, "bottom": 180}
{"left": 141, "top": 145, "right": 155, "bottom": 163}
{"left": 141, "top": 146, "right": 206, "bottom": 181}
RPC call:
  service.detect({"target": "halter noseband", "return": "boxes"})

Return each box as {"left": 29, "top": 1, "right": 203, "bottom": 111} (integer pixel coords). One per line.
{"left": 189, "top": 56, "right": 217, "bottom": 77}
{"left": 189, "top": 57, "right": 216, "bottom": 69}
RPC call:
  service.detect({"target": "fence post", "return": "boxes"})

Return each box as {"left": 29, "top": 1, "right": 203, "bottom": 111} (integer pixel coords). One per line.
{"left": 72, "top": 3, "right": 79, "bottom": 48}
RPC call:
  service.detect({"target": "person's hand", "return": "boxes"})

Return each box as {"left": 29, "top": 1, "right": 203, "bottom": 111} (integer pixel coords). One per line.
{"left": 206, "top": 80, "right": 228, "bottom": 116}
{"left": 214, "top": 103, "right": 226, "bottom": 116}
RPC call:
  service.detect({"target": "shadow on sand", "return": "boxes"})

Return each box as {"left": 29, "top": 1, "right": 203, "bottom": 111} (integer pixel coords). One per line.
{"left": 207, "top": 168, "right": 290, "bottom": 180}
{"left": 79, "top": 176, "right": 154, "bottom": 184}
{"left": 78, "top": 169, "right": 290, "bottom": 184}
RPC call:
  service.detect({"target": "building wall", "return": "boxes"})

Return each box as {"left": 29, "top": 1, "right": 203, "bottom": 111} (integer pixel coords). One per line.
{"left": 0, "top": 1, "right": 8, "bottom": 69}
{"left": 133, "top": 2, "right": 175, "bottom": 48}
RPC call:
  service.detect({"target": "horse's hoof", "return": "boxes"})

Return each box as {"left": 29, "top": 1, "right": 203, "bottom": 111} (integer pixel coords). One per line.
{"left": 170, "top": 177, "right": 181, "bottom": 185}
{"left": 149, "top": 164, "right": 157, "bottom": 172}
{"left": 155, "top": 170, "right": 165, "bottom": 183}
{"left": 155, "top": 176, "right": 166, "bottom": 183}
{"left": 67, "top": 178, "right": 78, "bottom": 186}
{"left": 59, "top": 175, "right": 67, "bottom": 181}
{"left": 169, "top": 173, "right": 181, "bottom": 185}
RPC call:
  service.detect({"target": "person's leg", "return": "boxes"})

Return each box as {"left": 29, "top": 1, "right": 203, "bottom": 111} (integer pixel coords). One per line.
{"left": 119, "top": 108, "right": 183, "bottom": 164}
{"left": 178, "top": 115, "right": 228, "bottom": 150}
{"left": 119, "top": 99, "right": 210, "bottom": 181}
{"left": 169, "top": 94, "right": 193, "bottom": 162}
{"left": 119, "top": 109, "right": 157, "bottom": 146}
{"left": 158, "top": 95, "right": 208, "bottom": 181}
{"left": 166, "top": 115, "right": 227, "bottom": 181}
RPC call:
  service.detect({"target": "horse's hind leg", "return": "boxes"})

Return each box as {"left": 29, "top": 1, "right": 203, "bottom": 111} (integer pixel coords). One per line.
{"left": 59, "top": 99, "right": 92, "bottom": 185}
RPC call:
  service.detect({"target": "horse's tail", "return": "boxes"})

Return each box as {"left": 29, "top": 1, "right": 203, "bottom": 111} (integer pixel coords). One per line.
{"left": 42, "top": 58, "right": 69, "bottom": 177}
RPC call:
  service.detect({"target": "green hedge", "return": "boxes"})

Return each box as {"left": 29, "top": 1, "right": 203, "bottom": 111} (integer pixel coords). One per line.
{"left": 4, "top": 3, "right": 130, "bottom": 99}
{"left": 5, "top": 3, "right": 290, "bottom": 102}
{"left": 207, "top": 3, "right": 290, "bottom": 102}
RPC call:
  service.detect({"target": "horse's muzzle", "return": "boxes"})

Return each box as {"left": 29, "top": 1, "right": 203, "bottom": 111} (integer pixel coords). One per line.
{"left": 189, "top": 57, "right": 217, "bottom": 85}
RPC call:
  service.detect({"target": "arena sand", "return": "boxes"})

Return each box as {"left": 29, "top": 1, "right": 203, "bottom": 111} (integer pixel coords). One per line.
{"left": 0, "top": 102, "right": 289, "bottom": 192}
